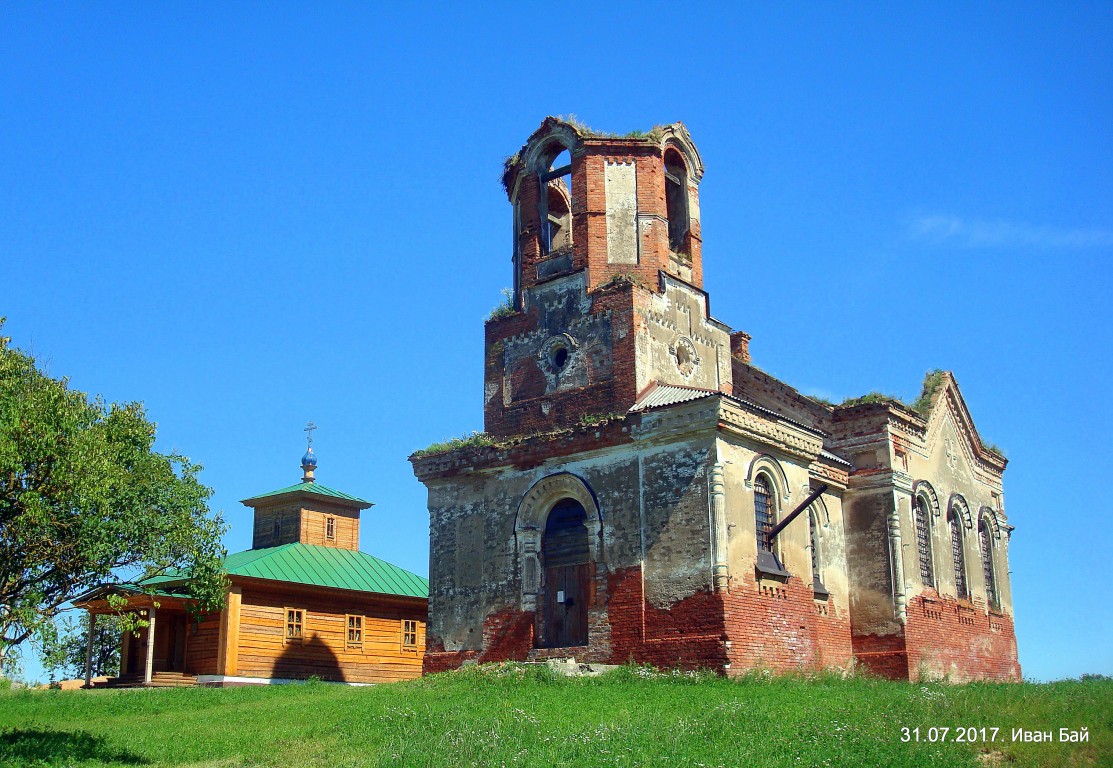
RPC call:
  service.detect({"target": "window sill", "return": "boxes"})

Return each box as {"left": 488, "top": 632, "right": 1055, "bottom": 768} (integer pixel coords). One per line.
{"left": 756, "top": 551, "right": 789, "bottom": 581}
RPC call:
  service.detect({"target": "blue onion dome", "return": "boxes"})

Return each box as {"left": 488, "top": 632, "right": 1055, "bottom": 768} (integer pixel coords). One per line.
{"left": 301, "top": 446, "right": 318, "bottom": 468}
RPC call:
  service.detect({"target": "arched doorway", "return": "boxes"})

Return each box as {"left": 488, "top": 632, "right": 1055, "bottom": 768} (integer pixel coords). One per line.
{"left": 540, "top": 498, "right": 590, "bottom": 647}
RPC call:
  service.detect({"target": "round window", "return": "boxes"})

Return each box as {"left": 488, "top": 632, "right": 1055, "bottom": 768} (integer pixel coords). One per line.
{"left": 672, "top": 336, "right": 699, "bottom": 377}
{"left": 539, "top": 334, "right": 578, "bottom": 375}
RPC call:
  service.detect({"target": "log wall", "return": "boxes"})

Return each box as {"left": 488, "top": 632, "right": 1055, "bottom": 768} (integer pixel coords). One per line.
{"left": 235, "top": 583, "right": 426, "bottom": 683}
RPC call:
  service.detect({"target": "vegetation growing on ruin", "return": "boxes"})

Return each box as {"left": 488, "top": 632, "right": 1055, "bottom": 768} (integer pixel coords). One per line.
{"left": 411, "top": 432, "right": 499, "bottom": 458}
{"left": 556, "top": 115, "right": 665, "bottom": 142}
{"left": 1, "top": 665, "right": 1109, "bottom": 767}
{"left": 599, "top": 271, "right": 649, "bottom": 291}
{"left": 500, "top": 154, "right": 520, "bottom": 194}
{"left": 911, "top": 369, "right": 947, "bottom": 416}
{"left": 486, "top": 288, "right": 517, "bottom": 321}
{"left": 839, "top": 391, "right": 906, "bottom": 408}
{"left": 577, "top": 412, "right": 624, "bottom": 428}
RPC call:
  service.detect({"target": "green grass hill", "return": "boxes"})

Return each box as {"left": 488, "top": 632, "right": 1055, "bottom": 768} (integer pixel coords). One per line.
{"left": 1, "top": 665, "right": 1109, "bottom": 767}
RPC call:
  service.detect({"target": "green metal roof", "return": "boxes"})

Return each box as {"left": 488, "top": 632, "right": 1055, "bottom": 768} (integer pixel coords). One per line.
{"left": 223, "top": 543, "right": 428, "bottom": 598}
{"left": 241, "top": 481, "right": 373, "bottom": 507}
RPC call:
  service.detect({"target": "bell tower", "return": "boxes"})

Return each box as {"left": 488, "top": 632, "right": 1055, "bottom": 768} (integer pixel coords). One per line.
{"left": 241, "top": 425, "right": 373, "bottom": 550}
{"left": 486, "top": 118, "right": 733, "bottom": 438}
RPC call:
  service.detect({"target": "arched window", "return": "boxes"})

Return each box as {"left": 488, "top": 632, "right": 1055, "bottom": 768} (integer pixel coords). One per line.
{"left": 754, "top": 474, "right": 787, "bottom": 576}
{"left": 754, "top": 475, "right": 774, "bottom": 553}
{"left": 664, "top": 148, "right": 689, "bottom": 252}
{"left": 914, "top": 495, "right": 935, "bottom": 588}
{"left": 538, "top": 147, "right": 572, "bottom": 256}
{"left": 979, "top": 517, "right": 999, "bottom": 610}
{"left": 949, "top": 506, "right": 968, "bottom": 600}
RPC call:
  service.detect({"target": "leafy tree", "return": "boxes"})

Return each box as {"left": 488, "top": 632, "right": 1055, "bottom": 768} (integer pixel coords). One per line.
{"left": 39, "top": 613, "right": 121, "bottom": 682}
{"left": 0, "top": 319, "right": 228, "bottom": 671}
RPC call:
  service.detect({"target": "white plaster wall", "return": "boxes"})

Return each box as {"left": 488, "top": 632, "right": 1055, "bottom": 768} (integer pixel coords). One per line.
{"left": 604, "top": 161, "right": 638, "bottom": 265}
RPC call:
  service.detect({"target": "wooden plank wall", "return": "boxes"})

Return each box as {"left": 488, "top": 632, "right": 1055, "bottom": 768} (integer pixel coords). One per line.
{"left": 185, "top": 612, "right": 221, "bottom": 675}
{"left": 236, "top": 585, "right": 426, "bottom": 683}
{"left": 300, "top": 502, "right": 360, "bottom": 550}
{"left": 252, "top": 502, "right": 303, "bottom": 549}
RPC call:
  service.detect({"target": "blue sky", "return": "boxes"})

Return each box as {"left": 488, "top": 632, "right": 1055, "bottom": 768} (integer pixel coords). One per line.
{"left": 3, "top": 3, "right": 1111, "bottom": 683}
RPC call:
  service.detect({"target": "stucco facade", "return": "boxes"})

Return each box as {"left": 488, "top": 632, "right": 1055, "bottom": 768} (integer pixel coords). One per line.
{"left": 411, "top": 117, "right": 1018, "bottom": 681}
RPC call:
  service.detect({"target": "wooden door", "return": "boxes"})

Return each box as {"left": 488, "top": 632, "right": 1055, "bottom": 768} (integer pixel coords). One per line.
{"left": 539, "top": 498, "right": 591, "bottom": 648}
{"left": 154, "top": 618, "right": 172, "bottom": 672}
{"left": 125, "top": 627, "right": 143, "bottom": 674}
{"left": 153, "top": 614, "right": 187, "bottom": 672}
{"left": 542, "top": 563, "right": 589, "bottom": 647}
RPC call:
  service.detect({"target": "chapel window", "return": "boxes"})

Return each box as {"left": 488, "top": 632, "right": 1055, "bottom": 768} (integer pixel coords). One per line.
{"left": 285, "top": 608, "right": 304, "bottom": 642}
{"left": 915, "top": 495, "right": 935, "bottom": 588}
{"left": 326, "top": 516, "right": 336, "bottom": 541}
{"left": 979, "top": 518, "right": 999, "bottom": 610}
{"left": 346, "top": 614, "right": 363, "bottom": 646}
{"left": 664, "top": 148, "right": 689, "bottom": 253}
{"left": 539, "top": 147, "right": 572, "bottom": 255}
{"left": 402, "top": 619, "right": 418, "bottom": 649}
{"left": 949, "top": 507, "right": 968, "bottom": 600}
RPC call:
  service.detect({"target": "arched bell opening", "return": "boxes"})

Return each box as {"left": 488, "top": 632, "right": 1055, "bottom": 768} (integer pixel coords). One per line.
{"left": 539, "top": 147, "right": 573, "bottom": 256}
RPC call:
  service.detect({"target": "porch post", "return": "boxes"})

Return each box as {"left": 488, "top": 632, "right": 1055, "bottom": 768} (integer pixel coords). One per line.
{"left": 217, "top": 585, "right": 242, "bottom": 677}
{"left": 144, "top": 607, "right": 157, "bottom": 685}
{"left": 83, "top": 611, "right": 97, "bottom": 688}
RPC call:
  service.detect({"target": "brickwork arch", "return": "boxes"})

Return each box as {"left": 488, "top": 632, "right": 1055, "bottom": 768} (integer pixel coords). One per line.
{"left": 979, "top": 506, "right": 1002, "bottom": 540}
{"left": 657, "top": 124, "right": 705, "bottom": 182}
{"left": 744, "top": 453, "right": 792, "bottom": 504}
{"left": 514, "top": 473, "right": 603, "bottom": 611}
{"left": 507, "top": 125, "right": 579, "bottom": 202}
{"left": 948, "top": 493, "right": 973, "bottom": 529}
{"left": 912, "top": 480, "right": 941, "bottom": 518}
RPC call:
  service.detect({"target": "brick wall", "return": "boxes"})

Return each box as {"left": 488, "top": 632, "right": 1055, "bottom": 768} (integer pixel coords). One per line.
{"left": 904, "top": 593, "right": 1020, "bottom": 682}
{"left": 483, "top": 280, "right": 640, "bottom": 438}
{"left": 723, "top": 572, "right": 854, "bottom": 674}
{"left": 851, "top": 594, "right": 1020, "bottom": 682}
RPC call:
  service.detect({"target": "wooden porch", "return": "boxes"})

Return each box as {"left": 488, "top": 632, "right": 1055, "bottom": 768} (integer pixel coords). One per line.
{"left": 76, "top": 592, "right": 200, "bottom": 689}
{"left": 89, "top": 671, "right": 198, "bottom": 688}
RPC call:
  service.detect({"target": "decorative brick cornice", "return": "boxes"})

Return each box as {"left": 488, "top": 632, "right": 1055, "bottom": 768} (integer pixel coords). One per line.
{"left": 808, "top": 459, "right": 849, "bottom": 489}
{"left": 716, "top": 398, "right": 824, "bottom": 461}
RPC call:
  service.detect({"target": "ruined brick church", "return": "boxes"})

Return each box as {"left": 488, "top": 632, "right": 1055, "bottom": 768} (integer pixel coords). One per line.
{"left": 410, "top": 117, "right": 1020, "bottom": 682}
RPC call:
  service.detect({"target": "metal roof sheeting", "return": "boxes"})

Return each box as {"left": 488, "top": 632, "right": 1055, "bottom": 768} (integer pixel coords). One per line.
{"left": 820, "top": 449, "right": 852, "bottom": 467}
{"left": 630, "top": 382, "right": 828, "bottom": 437}
{"left": 223, "top": 543, "right": 429, "bottom": 598}
{"left": 241, "top": 481, "right": 372, "bottom": 507}
{"left": 629, "top": 384, "right": 718, "bottom": 412}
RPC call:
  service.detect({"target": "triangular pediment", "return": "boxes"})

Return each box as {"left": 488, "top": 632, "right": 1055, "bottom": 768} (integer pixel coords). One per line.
{"left": 920, "top": 372, "right": 1006, "bottom": 478}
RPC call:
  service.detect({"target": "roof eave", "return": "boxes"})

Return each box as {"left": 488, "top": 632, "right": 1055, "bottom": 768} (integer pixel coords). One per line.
{"left": 240, "top": 489, "right": 374, "bottom": 510}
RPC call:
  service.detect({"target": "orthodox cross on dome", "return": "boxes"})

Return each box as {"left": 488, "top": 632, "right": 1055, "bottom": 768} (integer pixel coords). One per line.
{"left": 301, "top": 421, "right": 319, "bottom": 483}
